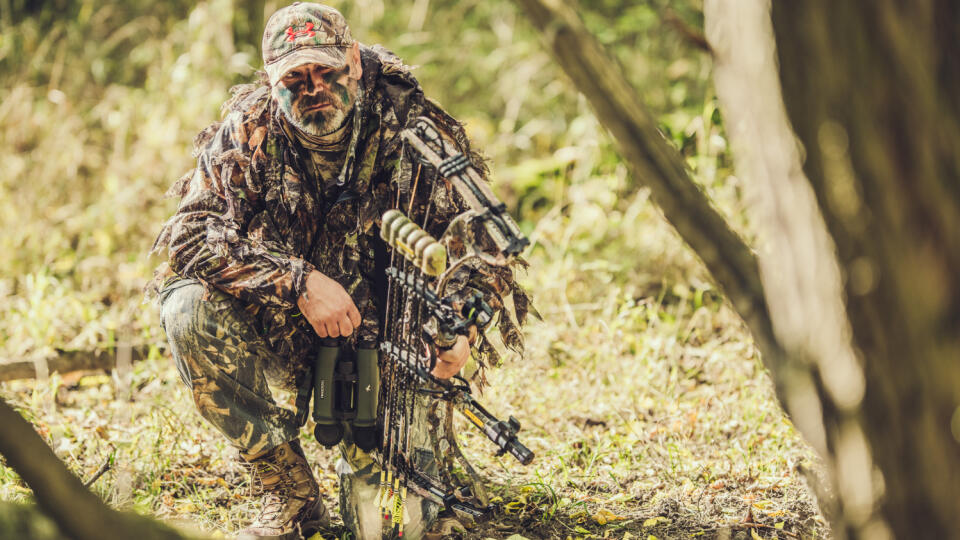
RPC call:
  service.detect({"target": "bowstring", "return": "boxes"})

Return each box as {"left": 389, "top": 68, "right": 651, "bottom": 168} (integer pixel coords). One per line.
{"left": 400, "top": 158, "right": 431, "bottom": 499}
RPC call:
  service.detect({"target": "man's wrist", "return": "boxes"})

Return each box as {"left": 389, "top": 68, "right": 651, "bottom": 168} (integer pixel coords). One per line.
{"left": 291, "top": 259, "right": 316, "bottom": 309}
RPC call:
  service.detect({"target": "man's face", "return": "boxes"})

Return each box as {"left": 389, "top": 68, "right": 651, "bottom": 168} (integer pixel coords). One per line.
{"left": 273, "top": 62, "right": 358, "bottom": 137}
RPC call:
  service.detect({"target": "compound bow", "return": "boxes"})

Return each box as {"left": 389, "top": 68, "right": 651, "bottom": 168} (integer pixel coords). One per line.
{"left": 373, "top": 115, "right": 533, "bottom": 533}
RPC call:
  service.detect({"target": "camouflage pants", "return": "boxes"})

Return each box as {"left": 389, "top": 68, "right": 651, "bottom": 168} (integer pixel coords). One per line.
{"left": 159, "top": 277, "right": 439, "bottom": 539}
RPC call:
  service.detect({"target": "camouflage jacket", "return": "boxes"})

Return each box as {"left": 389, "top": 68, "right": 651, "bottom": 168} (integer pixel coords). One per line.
{"left": 149, "top": 45, "right": 528, "bottom": 386}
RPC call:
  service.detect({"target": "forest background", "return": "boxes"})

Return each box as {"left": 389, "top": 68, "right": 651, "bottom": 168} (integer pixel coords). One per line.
{"left": 0, "top": 0, "right": 826, "bottom": 538}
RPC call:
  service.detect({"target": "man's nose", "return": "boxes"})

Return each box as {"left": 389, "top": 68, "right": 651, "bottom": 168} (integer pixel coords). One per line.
{"left": 304, "top": 69, "right": 328, "bottom": 95}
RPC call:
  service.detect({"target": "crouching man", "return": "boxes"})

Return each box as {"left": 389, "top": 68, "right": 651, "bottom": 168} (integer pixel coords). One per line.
{"left": 148, "top": 3, "right": 526, "bottom": 538}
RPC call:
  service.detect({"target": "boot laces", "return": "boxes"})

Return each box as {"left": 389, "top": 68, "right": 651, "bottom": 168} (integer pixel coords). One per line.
{"left": 249, "top": 459, "right": 294, "bottom": 524}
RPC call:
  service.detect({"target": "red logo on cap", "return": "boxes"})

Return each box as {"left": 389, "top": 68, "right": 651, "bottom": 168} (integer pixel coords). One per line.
{"left": 285, "top": 22, "right": 316, "bottom": 42}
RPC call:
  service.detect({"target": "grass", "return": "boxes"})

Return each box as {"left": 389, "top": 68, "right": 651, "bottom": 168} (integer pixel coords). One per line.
{"left": 0, "top": 178, "right": 826, "bottom": 538}
{"left": 0, "top": 1, "right": 826, "bottom": 538}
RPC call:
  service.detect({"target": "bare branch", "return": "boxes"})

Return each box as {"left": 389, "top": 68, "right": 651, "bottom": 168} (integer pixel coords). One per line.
{"left": 0, "top": 345, "right": 154, "bottom": 382}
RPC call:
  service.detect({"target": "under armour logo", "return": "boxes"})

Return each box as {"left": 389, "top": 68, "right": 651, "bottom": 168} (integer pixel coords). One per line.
{"left": 286, "top": 22, "right": 316, "bottom": 42}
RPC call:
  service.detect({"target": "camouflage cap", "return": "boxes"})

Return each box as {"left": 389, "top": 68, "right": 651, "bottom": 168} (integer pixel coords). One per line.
{"left": 262, "top": 2, "right": 354, "bottom": 86}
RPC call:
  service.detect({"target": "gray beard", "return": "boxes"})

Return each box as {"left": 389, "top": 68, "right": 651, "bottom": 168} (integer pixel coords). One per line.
{"left": 286, "top": 106, "right": 349, "bottom": 140}
{"left": 285, "top": 107, "right": 354, "bottom": 151}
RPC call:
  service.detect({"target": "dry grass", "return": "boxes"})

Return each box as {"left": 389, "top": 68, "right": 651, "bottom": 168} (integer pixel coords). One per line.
{"left": 0, "top": 178, "right": 827, "bottom": 539}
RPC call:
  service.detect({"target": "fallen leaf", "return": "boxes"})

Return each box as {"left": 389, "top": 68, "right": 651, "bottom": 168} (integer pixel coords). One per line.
{"left": 503, "top": 501, "right": 525, "bottom": 514}
{"left": 177, "top": 502, "right": 196, "bottom": 514}
{"left": 642, "top": 516, "right": 671, "bottom": 527}
{"left": 78, "top": 374, "right": 112, "bottom": 387}
{"left": 592, "top": 508, "right": 626, "bottom": 525}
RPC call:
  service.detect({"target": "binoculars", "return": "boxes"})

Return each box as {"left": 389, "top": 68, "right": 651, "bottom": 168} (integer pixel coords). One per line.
{"left": 311, "top": 341, "right": 380, "bottom": 452}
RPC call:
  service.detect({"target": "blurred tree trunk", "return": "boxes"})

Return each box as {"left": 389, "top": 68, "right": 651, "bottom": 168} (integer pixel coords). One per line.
{"left": 516, "top": 0, "right": 960, "bottom": 539}
{"left": 0, "top": 501, "right": 64, "bottom": 540}
{"left": 232, "top": 0, "right": 267, "bottom": 52}
{"left": 768, "top": 3, "right": 960, "bottom": 539}
{"left": 705, "top": 2, "right": 880, "bottom": 538}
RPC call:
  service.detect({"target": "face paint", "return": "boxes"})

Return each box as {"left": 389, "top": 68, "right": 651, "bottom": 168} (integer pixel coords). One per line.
{"left": 319, "top": 68, "right": 352, "bottom": 106}
{"left": 274, "top": 63, "right": 357, "bottom": 137}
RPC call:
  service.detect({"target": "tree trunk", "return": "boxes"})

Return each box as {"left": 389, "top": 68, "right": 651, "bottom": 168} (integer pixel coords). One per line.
{"left": 705, "top": 1, "right": 871, "bottom": 536}
{"left": 515, "top": 0, "right": 960, "bottom": 538}
{"left": 769, "top": 3, "right": 960, "bottom": 539}
{"left": 0, "top": 501, "right": 64, "bottom": 540}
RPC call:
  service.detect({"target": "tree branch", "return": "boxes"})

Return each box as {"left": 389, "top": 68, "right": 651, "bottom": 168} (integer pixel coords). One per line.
{"left": 0, "top": 345, "right": 154, "bottom": 382}
{"left": 511, "top": 0, "right": 788, "bottom": 376}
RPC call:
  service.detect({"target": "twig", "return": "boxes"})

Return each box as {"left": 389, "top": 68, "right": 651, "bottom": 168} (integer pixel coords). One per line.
{"left": 82, "top": 456, "right": 112, "bottom": 488}
{"left": 662, "top": 9, "right": 713, "bottom": 55}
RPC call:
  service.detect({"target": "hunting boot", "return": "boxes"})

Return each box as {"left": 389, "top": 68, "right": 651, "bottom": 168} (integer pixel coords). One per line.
{"left": 237, "top": 440, "right": 329, "bottom": 540}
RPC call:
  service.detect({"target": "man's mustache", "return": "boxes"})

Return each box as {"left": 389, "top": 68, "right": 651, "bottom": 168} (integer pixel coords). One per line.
{"left": 298, "top": 91, "right": 339, "bottom": 113}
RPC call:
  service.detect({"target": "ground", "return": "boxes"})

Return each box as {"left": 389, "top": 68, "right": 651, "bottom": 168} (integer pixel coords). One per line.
{"left": 0, "top": 180, "right": 828, "bottom": 539}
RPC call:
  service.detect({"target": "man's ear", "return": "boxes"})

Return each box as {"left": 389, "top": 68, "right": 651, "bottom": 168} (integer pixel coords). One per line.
{"left": 348, "top": 41, "right": 362, "bottom": 80}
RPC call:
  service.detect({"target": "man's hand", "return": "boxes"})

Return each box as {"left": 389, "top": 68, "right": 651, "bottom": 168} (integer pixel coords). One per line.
{"left": 432, "top": 335, "right": 470, "bottom": 379}
{"left": 297, "top": 270, "right": 362, "bottom": 338}
{"left": 431, "top": 325, "right": 478, "bottom": 380}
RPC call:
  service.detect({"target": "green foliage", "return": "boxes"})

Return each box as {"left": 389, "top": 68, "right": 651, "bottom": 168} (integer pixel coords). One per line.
{"left": 0, "top": 0, "right": 739, "bottom": 359}
{"left": 0, "top": 0, "right": 256, "bottom": 356}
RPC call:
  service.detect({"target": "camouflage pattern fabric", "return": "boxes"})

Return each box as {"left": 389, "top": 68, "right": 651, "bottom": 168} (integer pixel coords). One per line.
{"left": 160, "top": 276, "right": 440, "bottom": 538}
{"left": 149, "top": 44, "right": 529, "bottom": 390}
{"left": 337, "top": 426, "right": 440, "bottom": 539}
{"left": 159, "top": 278, "right": 301, "bottom": 455}
{"left": 261, "top": 2, "right": 354, "bottom": 85}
